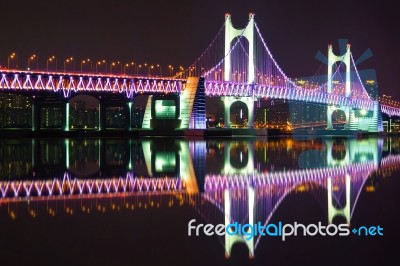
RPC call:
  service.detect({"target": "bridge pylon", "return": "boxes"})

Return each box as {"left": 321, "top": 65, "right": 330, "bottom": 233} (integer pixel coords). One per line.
{"left": 327, "top": 175, "right": 351, "bottom": 224}
{"left": 327, "top": 44, "right": 351, "bottom": 130}
{"left": 326, "top": 44, "right": 383, "bottom": 132}
{"left": 224, "top": 187, "right": 255, "bottom": 258}
{"left": 223, "top": 13, "right": 257, "bottom": 128}
{"left": 224, "top": 13, "right": 255, "bottom": 84}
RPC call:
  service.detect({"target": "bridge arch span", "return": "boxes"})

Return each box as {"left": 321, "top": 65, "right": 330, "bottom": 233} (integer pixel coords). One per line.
{"left": 222, "top": 96, "right": 255, "bottom": 128}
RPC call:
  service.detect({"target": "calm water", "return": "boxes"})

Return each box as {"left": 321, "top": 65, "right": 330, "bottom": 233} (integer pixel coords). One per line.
{"left": 0, "top": 137, "right": 399, "bottom": 266}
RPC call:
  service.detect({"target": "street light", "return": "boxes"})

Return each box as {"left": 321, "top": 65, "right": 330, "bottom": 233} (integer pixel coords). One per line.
{"left": 96, "top": 60, "right": 106, "bottom": 73}
{"left": 168, "top": 65, "right": 174, "bottom": 76}
{"left": 27, "top": 54, "right": 38, "bottom": 70}
{"left": 80, "top": 58, "right": 92, "bottom": 73}
{"left": 179, "top": 66, "right": 185, "bottom": 78}
{"left": 123, "top": 62, "right": 135, "bottom": 75}
{"left": 64, "top": 57, "right": 74, "bottom": 72}
{"left": 138, "top": 64, "right": 142, "bottom": 75}
{"left": 156, "top": 64, "right": 162, "bottom": 76}
{"left": 8, "top": 52, "right": 18, "bottom": 69}
{"left": 149, "top": 65, "right": 154, "bottom": 76}
{"left": 46, "top": 56, "right": 57, "bottom": 71}
{"left": 110, "top": 61, "right": 122, "bottom": 74}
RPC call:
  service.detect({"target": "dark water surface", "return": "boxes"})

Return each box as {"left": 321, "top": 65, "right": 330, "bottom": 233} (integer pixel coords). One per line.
{"left": 0, "top": 137, "right": 398, "bottom": 266}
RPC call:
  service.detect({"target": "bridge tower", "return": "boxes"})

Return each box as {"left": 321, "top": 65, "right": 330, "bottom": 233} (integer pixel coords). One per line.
{"left": 326, "top": 44, "right": 351, "bottom": 130}
{"left": 224, "top": 187, "right": 255, "bottom": 258}
{"left": 327, "top": 175, "right": 350, "bottom": 224}
{"left": 326, "top": 44, "right": 383, "bottom": 132}
{"left": 222, "top": 13, "right": 256, "bottom": 128}
{"left": 325, "top": 138, "right": 380, "bottom": 224}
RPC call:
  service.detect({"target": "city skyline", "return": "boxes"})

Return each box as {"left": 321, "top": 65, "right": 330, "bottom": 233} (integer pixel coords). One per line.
{"left": 0, "top": 0, "right": 398, "bottom": 99}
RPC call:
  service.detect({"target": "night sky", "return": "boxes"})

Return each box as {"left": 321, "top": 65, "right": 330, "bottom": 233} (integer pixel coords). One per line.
{"left": 1, "top": 0, "right": 399, "bottom": 99}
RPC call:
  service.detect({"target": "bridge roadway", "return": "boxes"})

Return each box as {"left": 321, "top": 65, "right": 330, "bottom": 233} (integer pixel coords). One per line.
{"left": 0, "top": 69, "right": 184, "bottom": 98}
{"left": 1, "top": 69, "right": 399, "bottom": 117}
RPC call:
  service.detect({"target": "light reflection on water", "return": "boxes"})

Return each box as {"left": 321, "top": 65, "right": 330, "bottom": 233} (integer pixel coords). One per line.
{"left": 0, "top": 137, "right": 399, "bottom": 265}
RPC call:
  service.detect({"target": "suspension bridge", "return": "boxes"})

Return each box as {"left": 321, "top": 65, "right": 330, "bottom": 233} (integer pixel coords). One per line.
{"left": 0, "top": 14, "right": 399, "bottom": 132}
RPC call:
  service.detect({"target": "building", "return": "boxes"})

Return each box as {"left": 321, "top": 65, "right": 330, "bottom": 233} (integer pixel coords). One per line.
{"left": 0, "top": 93, "right": 31, "bottom": 128}
{"left": 289, "top": 102, "right": 327, "bottom": 126}
{"left": 40, "top": 107, "right": 63, "bottom": 128}
{"left": 105, "top": 107, "right": 126, "bottom": 128}
{"left": 254, "top": 99, "right": 290, "bottom": 128}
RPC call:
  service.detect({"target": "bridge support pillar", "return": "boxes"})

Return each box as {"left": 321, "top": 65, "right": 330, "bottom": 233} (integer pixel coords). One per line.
{"left": 141, "top": 96, "right": 152, "bottom": 129}
{"left": 62, "top": 102, "right": 70, "bottom": 131}
{"left": 127, "top": 101, "right": 133, "bottom": 130}
{"left": 64, "top": 139, "right": 70, "bottom": 170}
{"left": 178, "top": 142, "right": 199, "bottom": 194}
{"left": 128, "top": 140, "right": 133, "bottom": 170}
{"left": 31, "top": 101, "right": 40, "bottom": 131}
{"left": 98, "top": 102, "right": 106, "bottom": 131}
{"left": 223, "top": 97, "right": 231, "bottom": 128}
{"left": 179, "top": 77, "right": 206, "bottom": 129}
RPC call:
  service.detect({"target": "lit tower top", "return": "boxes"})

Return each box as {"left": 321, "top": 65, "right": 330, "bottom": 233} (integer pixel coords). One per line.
{"left": 224, "top": 13, "right": 255, "bottom": 84}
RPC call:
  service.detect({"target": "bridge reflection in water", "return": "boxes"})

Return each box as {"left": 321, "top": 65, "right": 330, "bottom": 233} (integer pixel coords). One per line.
{"left": 0, "top": 137, "right": 399, "bottom": 259}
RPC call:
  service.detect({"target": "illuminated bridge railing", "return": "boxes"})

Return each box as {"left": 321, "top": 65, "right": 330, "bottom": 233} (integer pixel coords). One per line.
{"left": 380, "top": 154, "right": 400, "bottom": 167}
{"left": 0, "top": 70, "right": 184, "bottom": 98}
{"left": 204, "top": 162, "right": 377, "bottom": 191}
{"left": 381, "top": 104, "right": 400, "bottom": 117}
{"left": 0, "top": 174, "right": 183, "bottom": 199}
{"left": 204, "top": 81, "right": 374, "bottom": 110}
{"left": 1, "top": 69, "right": 397, "bottom": 115}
